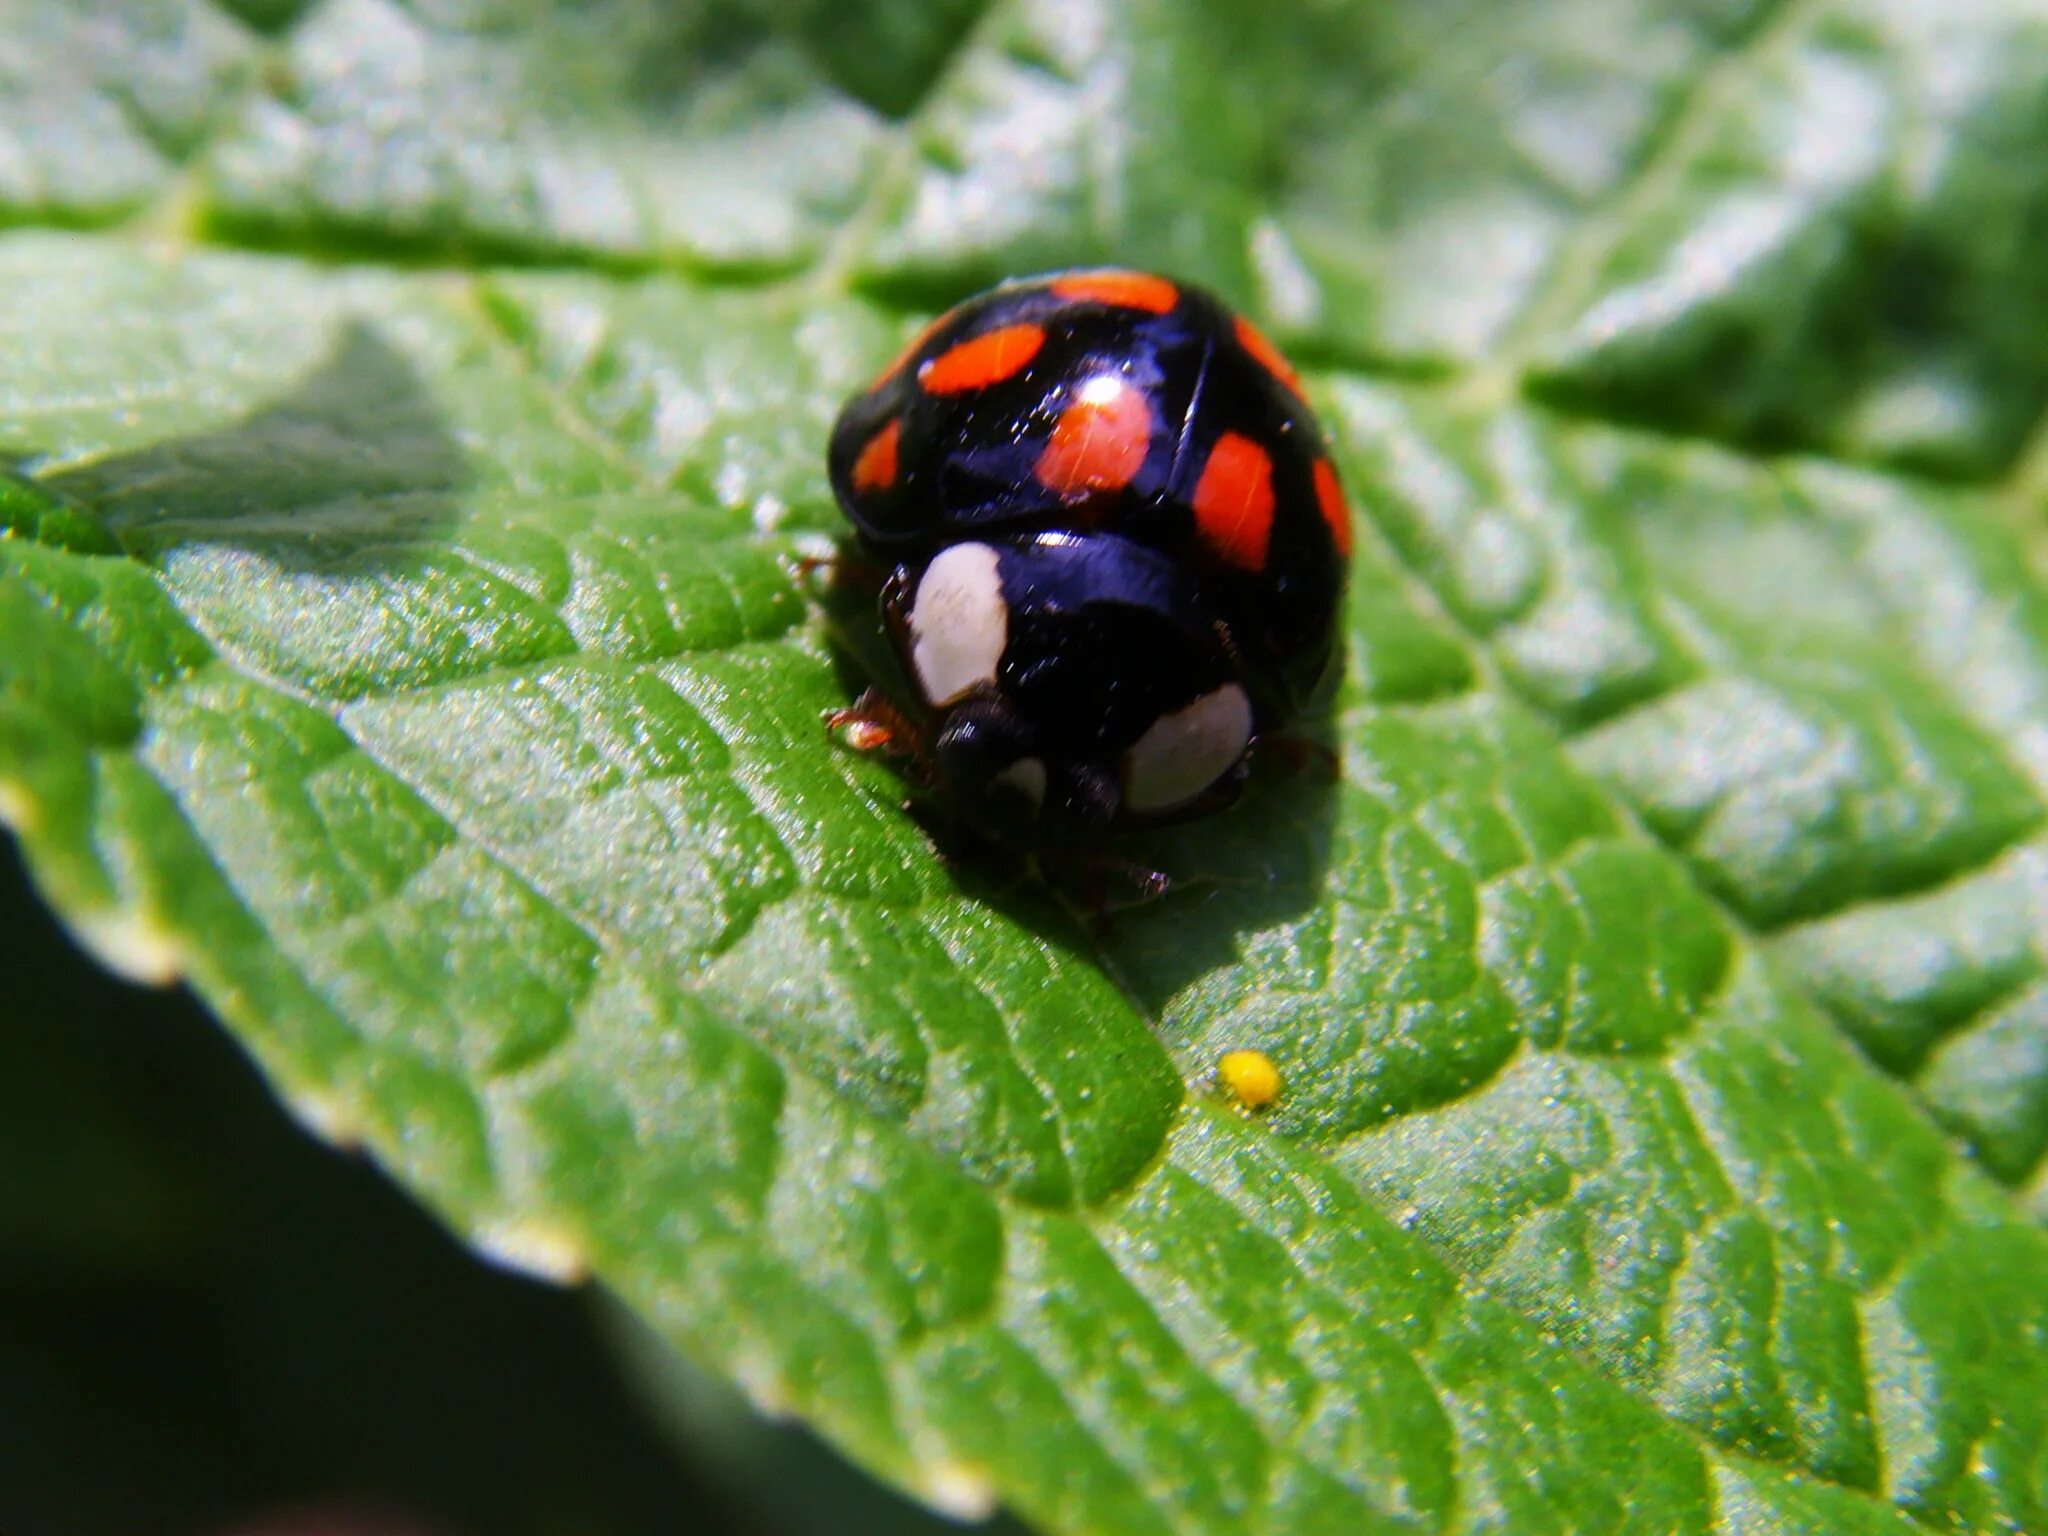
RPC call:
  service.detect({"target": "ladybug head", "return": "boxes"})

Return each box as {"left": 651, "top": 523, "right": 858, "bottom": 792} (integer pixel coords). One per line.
{"left": 882, "top": 532, "right": 1257, "bottom": 841}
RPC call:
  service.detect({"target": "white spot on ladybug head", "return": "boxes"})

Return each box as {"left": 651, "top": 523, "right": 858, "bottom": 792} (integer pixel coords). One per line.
{"left": 990, "top": 755, "right": 1047, "bottom": 812}
{"left": 909, "top": 541, "right": 1009, "bottom": 707}
{"left": 1121, "top": 683, "right": 1253, "bottom": 813}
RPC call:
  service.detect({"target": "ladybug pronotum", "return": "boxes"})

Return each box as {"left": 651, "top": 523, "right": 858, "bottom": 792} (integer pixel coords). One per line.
{"left": 826, "top": 268, "right": 1351, "bottom": 844}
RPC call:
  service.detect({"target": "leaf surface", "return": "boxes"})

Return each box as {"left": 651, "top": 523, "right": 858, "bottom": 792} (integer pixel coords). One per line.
{"left": 5, "top": 2, "right": 2048, "bottom": 1532}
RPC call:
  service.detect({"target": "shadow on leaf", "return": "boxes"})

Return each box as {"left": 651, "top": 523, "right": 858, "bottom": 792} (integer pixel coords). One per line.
{"left": 26, "top": 322, "right": 571, "bottom": 701}
{"left": 43, "top": 320, "right": 470, "bottom": 570}
{"left": 1096, "top": 749, "right": 1340, "bottom": 1011}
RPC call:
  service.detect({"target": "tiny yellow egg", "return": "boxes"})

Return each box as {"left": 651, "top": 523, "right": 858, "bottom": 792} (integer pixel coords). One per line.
{"left": 1217, "top": 1049, "right": 1283, "bottom": 1111}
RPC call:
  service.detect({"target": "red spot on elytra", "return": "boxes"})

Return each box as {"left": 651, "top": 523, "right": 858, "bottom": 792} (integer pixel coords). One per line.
{"left": 919, "top": 323, "right": 1046, "bottom": 394}
{"left": 1049, "top": 270, "right": 1180, "bottom": 315}
{"left": 1313, "top": 457, "right": 1352, "bottom": 558}
{"left": 1192, "top": 433, "right": 1276, "bottom": 571}
{"left": 1035, "top": 378, "right": 1154, "bottom": 500}
{"left": 1234, "top": 314, "right": 1304, "bottom": 397}
{"left": 852, "top": 419, "right": 901, "bottom": 492}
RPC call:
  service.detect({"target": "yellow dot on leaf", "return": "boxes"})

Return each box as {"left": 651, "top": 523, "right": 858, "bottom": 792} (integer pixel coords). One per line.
{"left": 1217, "top": 1049, "right": 1283, "bottom": 1111}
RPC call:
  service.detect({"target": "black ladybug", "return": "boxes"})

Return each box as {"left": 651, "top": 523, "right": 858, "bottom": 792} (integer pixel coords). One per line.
{"left": 825, "top": 269, "right": 1350, "bottom": 844}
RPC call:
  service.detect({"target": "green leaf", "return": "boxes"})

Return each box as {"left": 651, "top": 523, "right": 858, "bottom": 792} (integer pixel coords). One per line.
{"left": 5, "top": 2, "right": 2048, "bottom": 1533}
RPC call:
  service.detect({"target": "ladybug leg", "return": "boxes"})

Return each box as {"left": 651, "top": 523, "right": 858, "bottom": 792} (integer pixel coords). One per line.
{"left": 794, "top": 548, "right": 889, "bottom": 593}
{"left": 825, "top": 686, "right": 913, "bottom": 751}
{"left": 1104, "top": 855, "right": 1175, "bottom": 905}
{"left": 825, "top": 687, "right": 938, "bottom": 785}
{"left": 1038, "top": 846, "right": 1174, "bottom": 930}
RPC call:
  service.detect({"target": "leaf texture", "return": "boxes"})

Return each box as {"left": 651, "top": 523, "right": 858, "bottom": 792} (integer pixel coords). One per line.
{"left": 4, "top": 2, "right": 2048, "bottom": 1532}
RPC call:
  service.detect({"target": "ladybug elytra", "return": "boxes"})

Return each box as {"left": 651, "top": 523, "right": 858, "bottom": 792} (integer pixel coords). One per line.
{"left": 826, "top": 269, "right": 1350, "bottom": 844}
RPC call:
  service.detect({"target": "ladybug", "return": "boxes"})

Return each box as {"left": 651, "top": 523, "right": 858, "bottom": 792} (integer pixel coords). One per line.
{"left": 825, "top": 268, "right": 1350, "bottom": 844}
